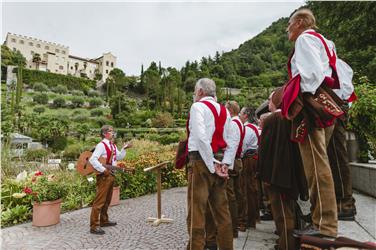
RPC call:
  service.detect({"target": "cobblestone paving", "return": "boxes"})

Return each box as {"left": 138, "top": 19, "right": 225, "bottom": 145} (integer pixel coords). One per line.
{"left": 1, "top": 187, "right": 374, "bottom": 250}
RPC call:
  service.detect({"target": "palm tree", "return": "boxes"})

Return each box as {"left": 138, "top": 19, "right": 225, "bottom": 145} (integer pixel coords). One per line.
{"left": 32, "top": 53, "right": 41, "bottom": 70}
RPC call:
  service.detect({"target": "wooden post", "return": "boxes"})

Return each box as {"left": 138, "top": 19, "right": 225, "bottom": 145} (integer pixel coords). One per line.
{"left": 144, "top": 161, "right": 174, "bottom": 226}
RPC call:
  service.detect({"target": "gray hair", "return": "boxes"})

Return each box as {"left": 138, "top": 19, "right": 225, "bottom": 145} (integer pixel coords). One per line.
{"left": 101, "top": 125, "right": 113, "bottom": 138}
{"left": 195, "top": 78, "right": 216, "bottom": 97}
{"left": 240, "top": 107, "right": 256, "bottom": 123}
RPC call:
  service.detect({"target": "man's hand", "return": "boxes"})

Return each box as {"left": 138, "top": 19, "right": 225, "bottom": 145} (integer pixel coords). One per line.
{"left": 221, "top": 164, "right": 229, "bottom": 177}
{"left": 123, "top": 141, "right": 133, "bottom": 150}
{"left": 215, "top": 163, "right": 229, "bottom": 179}
{"left": 103, "top": 169, "right": 110, "bottom": 177}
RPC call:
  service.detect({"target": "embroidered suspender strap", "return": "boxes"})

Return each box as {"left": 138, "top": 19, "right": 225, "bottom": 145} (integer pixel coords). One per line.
{"left": 200, "top": 100, "right": 228, "bottom": 153}
{"left": 246, "top": 123, "right": 260, "bottom": 146}
{"left": 101, "top": 141, "right": 114, "bottom": 165}
{"left": 233, "top": 119, "right": 245, "bottom": 158}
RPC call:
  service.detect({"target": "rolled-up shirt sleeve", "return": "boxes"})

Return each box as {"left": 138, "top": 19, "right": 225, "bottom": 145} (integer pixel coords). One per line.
{"left": 222, "top": 115, "right": 238, "bottom": 169}
{"left": 335, "top": 59, "right": 354, "bottom": 100}
{"left": 89, "top": 143, "right": 106, "bottom": 173}
{"left": 190, "top": 104, "right": 216, "bottom": 173}
{"left": 295, "top": 35, "right": 326, "bottom": 95}
{"left": 116, "top": 146, "right": 126, "bottom": 161}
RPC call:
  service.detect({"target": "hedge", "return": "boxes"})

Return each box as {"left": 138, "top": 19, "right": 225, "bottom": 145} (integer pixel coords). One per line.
{"left": 23, "top": 69, "right": 96, "bottom": 92}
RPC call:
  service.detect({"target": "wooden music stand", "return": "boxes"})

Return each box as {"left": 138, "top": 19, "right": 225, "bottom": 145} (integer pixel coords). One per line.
{"left": 144, "top": 161, "right": 174, "bottom": 226}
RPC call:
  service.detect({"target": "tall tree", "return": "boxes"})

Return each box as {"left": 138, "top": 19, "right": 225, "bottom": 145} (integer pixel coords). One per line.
{"left": 32, "top": 53, "right": 41, "bottom": 70}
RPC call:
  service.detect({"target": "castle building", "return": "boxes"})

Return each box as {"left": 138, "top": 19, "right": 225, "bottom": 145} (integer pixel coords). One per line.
{"left": 3, "top": 33, "right": 117, "bottom": 82}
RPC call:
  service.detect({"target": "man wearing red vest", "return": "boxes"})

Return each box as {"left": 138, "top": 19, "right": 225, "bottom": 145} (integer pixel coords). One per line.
{"left": 89, "top": 125, "right": 131, "bottom": 235}
{"left": 187, "top": 78, "right": 237, "bottom": 250}
{"left": 286, "top": 8, "right": 341, "bottom": 238}
{"left": 327, "top": 59, "right": 357, "bottom": 220}
{"left": 225, "top": 101, "right": 245, "bottom": 238}
{"left": 239, "top": 107, "right": 261, "bottom": 230}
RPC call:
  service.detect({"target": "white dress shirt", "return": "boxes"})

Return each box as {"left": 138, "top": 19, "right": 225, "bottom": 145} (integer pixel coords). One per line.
{"left": 242, "top": 122, "right": 259, "bottom": 154}
{"left": 89, "top": 138, "right": 127, "bottom": 173}
{"left": 334, "top": 59, "right": 354, "bottom": 100}
{"left": 188, "top": 96, "right": 237, "bottom": 173}
{"left": 231, "top": 116, "right": 242, "bottom": 157}
{"left": 291, "top": 29, "right": 335, "bottom": 95}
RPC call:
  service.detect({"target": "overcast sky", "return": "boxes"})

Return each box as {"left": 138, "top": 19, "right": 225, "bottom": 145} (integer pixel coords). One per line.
{"left": 2, "top": 1, "right": 304, "bottom": 76}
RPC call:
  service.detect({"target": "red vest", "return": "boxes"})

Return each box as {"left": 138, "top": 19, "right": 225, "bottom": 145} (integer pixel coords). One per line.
{"left": 233, "top": 118, "right": 245, "bottom": 158}
{"left": 101, "top": 141, "right": 116, "bottom": 165}
{"left": 246, "top": 123, "right": 260, "bottom": 146}
{"left": 200, "top": 100, "right": 228, "bottom": 152}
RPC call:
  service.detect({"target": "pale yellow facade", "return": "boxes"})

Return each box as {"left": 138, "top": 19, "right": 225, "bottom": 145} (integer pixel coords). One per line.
{"left": 4, "top": 33, "right": 117, "bottom": 82}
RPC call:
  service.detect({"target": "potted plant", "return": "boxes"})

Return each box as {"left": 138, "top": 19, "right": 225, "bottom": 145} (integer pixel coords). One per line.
{"left": 24, "top": 171, "right": 67, "bottom": 226}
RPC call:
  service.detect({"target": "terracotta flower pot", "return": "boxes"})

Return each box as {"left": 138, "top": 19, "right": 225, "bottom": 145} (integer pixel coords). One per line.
{"left": 32, "top": 199, "right": 62, "bottom": 227}
{"left": 110, "top": 186, "right": 120, "bottom": 206}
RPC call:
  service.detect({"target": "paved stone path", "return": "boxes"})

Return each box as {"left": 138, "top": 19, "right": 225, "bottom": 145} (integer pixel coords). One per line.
{"left": 1, "top": 187, "right": 375, "bottom": 249}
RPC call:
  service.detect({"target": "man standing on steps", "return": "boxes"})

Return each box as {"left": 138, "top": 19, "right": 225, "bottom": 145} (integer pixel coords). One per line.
{"left": 284, "top": 8, "right": 347, "bottom": 238}
{"left": 89, "top": 125, "right": 131, "bottom": 235}
{"left": 186, "top": 78, "right": 237, "bottom": 250}
{"left": 225, "top": 101, "right": 245, "bottom": 238}
{"left": 327, "top": 59, "right": 357, "bottom": 221}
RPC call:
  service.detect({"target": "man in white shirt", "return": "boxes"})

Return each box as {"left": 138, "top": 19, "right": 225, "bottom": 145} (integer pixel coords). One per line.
{"left": 225, "top": 101, "right": 244, "bottom": 238}
{"left": 327, "top": 59, "right": 357, "bottom": 220}
{"left": 89, "top": 125, "right": 130, "bottom": 235}
{"left": 239, "top": 107, "right": 261, "bottom": 230}
{"left": 186, "top": 78, "right": 237, "bottom": 250}
{"left": 286, "top": 8, "right": 338, "bottom": 238}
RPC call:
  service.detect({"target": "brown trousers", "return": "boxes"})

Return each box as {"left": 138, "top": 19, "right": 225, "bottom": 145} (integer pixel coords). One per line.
{"left": 90, "top": 174, "right": 115, "bottom": 230}
{"left": 298, "top": 126, "right": 337, "bottom": 237}
{"left": 242, "top": 156, "right": 260, "bottom": 228}
{"left": 327, "top": 120, "right": 355, "bottom": 212}
{"left": 227, "top": 158, "right": 243, "bottom": 234}
{"left": 187, "top": 155, "right": 233, "bottom": 250}
{"left": 268, "top": 186, "right": 297, "bottom": 250}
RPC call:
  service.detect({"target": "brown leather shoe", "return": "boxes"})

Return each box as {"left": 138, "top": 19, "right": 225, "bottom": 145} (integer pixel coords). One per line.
{"left": 100, "top": 221, "right": 117, "bottom": 227}
{"left": 90, "top": 227, "right": 105, "bottom": 235}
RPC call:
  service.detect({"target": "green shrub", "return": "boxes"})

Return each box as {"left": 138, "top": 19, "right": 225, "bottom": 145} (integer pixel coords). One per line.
{"left": 33, "top": 93, "right": 48, "bottom": 104}
{"left": 71, "top": 96, "right": 85, "bottom": 108}
{"left": 91, "top": 117, "right": 108, "bottom": 127}
{"left": 145, "top": 132, "right": 181, "bottom": 145}
{"left": 88, "top": 90, "right": 100, "bottom": 97}
{"left": 53, "top": 85, "right": 68, "bottom": 94}
{"left": 50, "top": 136, "right": 68, "bottom": 152}
{"left": 349, "top": 77, "right": 376, "bottom": 161}
{"left": 72, "top": 114, "right": 90, "bottom": 122}
{"left": 71, "top": 90, "right": 84, "bottom": 96}
{"left": 53, "top": 97, "right": 66, "bottom": 108}
{"left": 33, "top": 82, "right": 49, "bottom": 92}
{"left": 72, "top": 109, "right": 85, "bottom": 116}
{"left": 33, "top": 106, "right": 45, "bottom": 114}
{"left": 151, "top": 112, "right": 174, "bottom": 128}
{"left": 90, "top": 108, "right": 104, "bottom": 117}
{"left": 24, "top": 148, "right": 48, "bottom": 161}
{"left": 1, "top": 205, "right": 32, "bottom": 226}
{"left": 23, "top": 68, "right": 95, "bottom": 92}
{"left": 89, "top": 98, "right": 103, "bottom": 108}
{"left": 63, "top": 144, "right": 84, "bottom": 160}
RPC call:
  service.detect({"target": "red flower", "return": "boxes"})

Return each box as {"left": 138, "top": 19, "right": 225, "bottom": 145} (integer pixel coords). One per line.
{"left": 34, "top": 171, "right": 43, "bottom": 176}
{"left": 23, "top": 187, "right": 33, "bottom": 194}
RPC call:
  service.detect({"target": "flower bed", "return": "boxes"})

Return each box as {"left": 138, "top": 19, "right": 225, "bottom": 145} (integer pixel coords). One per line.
{"left": 0, "top": 139, "right": 187, "bottom": 227}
